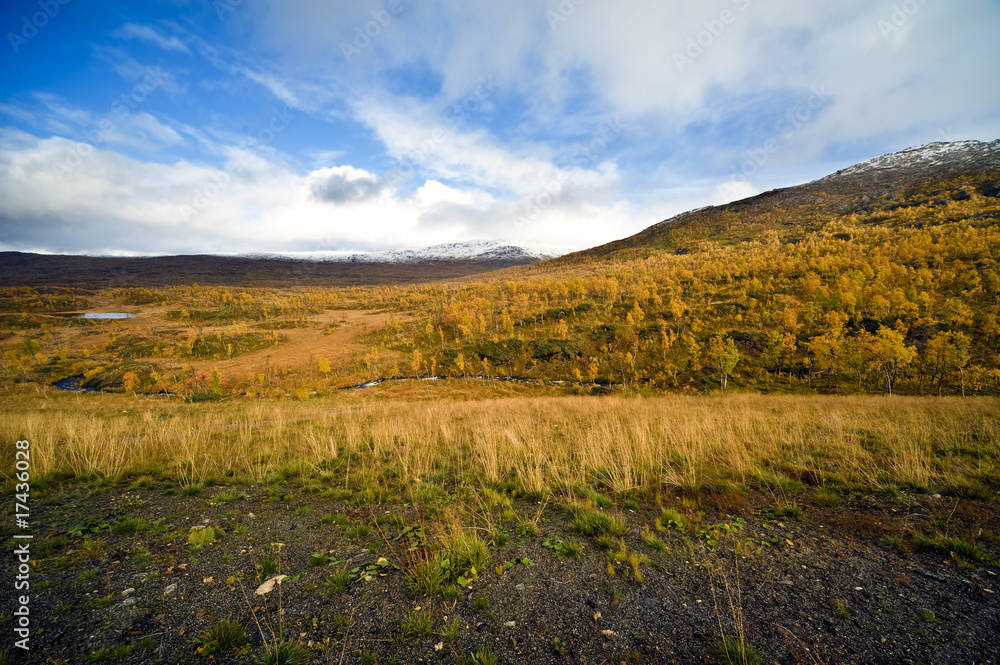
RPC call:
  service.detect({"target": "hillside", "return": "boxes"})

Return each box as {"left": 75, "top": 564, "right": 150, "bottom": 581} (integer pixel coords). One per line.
{"left": 557, "top": 140, "right": 1000, "bottom": 262}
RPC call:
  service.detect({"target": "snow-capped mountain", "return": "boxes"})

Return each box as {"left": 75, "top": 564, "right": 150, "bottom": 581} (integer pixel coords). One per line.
{"left": 820, "top": 140, "right": 1000, "bottom": 182}
{"left": 250, "top": 239, "right": 567, "bottom": 264}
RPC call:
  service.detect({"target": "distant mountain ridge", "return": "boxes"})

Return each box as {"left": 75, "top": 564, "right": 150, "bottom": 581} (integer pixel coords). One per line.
{"left": 249, "top": 239, "right": 566, "bottom": 264}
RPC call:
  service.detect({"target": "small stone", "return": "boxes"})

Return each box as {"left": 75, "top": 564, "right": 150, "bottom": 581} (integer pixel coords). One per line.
{"left": 601, "top": 629, "right": 617, "bottom": 637}
{"left": 515, "top": 583, "right": 525, "bottom": 592}
{"left": 248, "top": 512, "right": 256, "bottom": 519}
{"left": 122, "top": 588, "right": 135, "bottom": 597}
{"left": 163, "top": 584, "right": 177, "bottom": 597}
{"left": 434, "top": 642, "right": 444, "bottom": 651}
{"left": 593, "top": 612, "right": 602, "bottom": 621}
{"left": 854, "top": 587, "right": 863, "bottom": 591}
{"left": 122, "top": 598, "right": 136, "bottom": 607}
{"left": 504, "top": 621, "right": 516, "bottom": 628}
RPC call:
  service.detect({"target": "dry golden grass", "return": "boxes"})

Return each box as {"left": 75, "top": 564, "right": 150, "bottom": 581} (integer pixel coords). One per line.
{"left": 2, "top": 392, "right": 997, "bottom": 499}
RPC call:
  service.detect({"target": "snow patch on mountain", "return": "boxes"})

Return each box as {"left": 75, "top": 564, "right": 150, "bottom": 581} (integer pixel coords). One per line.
{"left": 822, "top": 140, "right": 1000, "bottom": 180}
{"left": 248, "top": 240, "right": 567, "bottom": 264}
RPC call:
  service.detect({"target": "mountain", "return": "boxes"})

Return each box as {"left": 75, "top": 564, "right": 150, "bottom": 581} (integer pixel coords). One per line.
{"left": 0, "top": 239, "right": 563, "bottom": 289}
{"left": 557, "top": 140, "right": 1000, "bottom": 264}
{"left": 249, "top": 239, "right": 566, "bottom": 264}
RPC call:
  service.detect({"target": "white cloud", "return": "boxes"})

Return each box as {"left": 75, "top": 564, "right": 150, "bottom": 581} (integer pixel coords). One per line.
{"left": 112, "top": 22, "right": 191, "bottom": 53}
{"left": 5, "top": 0, "right": 999, "bottom": 256}
{"left": 0, "top": 128, "right": 650, "bottom": 254}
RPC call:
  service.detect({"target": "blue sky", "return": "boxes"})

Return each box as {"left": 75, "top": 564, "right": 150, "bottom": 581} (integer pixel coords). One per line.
{"left": 1, "top": 0, "right": 998, "bottom": 255}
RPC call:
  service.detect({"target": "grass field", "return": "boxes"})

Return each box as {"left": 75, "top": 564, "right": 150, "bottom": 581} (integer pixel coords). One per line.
{"left": 4, "top": 391, "right": 997, "bottom": 501}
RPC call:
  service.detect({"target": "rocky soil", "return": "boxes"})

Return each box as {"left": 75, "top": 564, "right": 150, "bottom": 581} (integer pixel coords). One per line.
{"left": 3, "top": 478, "right": 999, "bottom": 665}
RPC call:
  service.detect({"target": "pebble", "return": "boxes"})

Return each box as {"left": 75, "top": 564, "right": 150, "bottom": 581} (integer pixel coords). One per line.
{"left": 121, "top": 588, "right": 135, "bottom": 597}
{"left": 515, "top": 583, "right": 525, "bottom": 592}
{"left": 122, "top": 598, "right": 135, "bottom": 607}
{"left": 504, "top": 621, "right": 516, "bottom": 628}
{"left": 163, "top": 584, "right": 177, "bottom": 597}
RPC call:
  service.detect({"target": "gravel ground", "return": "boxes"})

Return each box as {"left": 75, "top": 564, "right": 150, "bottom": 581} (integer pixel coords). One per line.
{"left": 4, "top": 479, "right": 999, "bottom": 665}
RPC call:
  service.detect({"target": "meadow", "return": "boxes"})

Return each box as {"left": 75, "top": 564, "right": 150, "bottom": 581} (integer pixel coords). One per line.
{"left": 4, "top": 389, "right": 998, "bottom": 503}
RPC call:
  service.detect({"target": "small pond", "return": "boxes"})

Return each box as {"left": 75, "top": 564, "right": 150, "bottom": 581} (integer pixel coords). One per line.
{"left": 52, "top": 375, "right": 97, "bottom": 392}
{"left": 79, "top": 312, "right": 135, "bottom": 319}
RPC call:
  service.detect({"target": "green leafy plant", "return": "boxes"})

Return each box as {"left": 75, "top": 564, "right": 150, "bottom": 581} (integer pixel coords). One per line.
{"left": 656, "top": 508, "right": 684, "bottom": 531}
{"left": 186, "top": 526, "right": 216, "bottom": 552}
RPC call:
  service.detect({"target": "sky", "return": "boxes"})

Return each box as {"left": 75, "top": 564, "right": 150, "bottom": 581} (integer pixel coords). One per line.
{"left": 0, "top": 0, "right": 998, "bottom": 256}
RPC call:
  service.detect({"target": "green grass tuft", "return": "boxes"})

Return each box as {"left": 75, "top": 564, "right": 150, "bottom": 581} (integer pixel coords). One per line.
{"left": 714, "top": 635, "right": 762, "bottom": 665}
{"left": 257, "top": 640, "right": 310, "bottom": 665}
{"left": 572, "top": 507, "right": 627, "bottom": 538}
